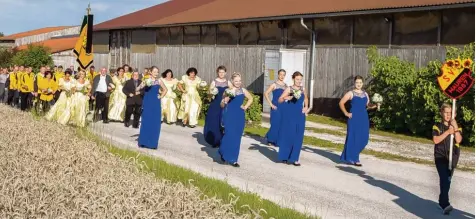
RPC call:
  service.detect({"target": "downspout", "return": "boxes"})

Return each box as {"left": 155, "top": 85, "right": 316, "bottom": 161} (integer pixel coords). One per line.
{"left": 300, "top": 18, "right": 315, "bottom": 113}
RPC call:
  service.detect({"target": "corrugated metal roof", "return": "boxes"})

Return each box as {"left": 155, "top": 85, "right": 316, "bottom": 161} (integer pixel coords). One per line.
{"left": 93, "top": 0, "right": 217, "bottom": 30}
{"left": 146, "top": 0, "right": 474, "bottom": 26}
{"left": 0, "top": 26, "right": 74, "bottom": 40}
{"left": 16, "top": 37, "right": 78, "bottom": 54}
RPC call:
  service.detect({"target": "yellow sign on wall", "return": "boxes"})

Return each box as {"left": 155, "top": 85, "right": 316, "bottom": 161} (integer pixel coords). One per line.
{"left": 268, "top": 69, "right": 275, "bottom": 80}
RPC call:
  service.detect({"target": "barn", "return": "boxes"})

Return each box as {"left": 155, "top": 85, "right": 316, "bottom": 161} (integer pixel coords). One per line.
{"left": 0, "top": 26, "right": 81, "bottom": 67}
{"left": 92, "top": 0, "right": 475, "bottom": 116}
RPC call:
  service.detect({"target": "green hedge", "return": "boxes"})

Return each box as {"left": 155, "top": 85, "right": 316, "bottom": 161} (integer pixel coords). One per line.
{"left": 173, "top": 85, "right": 262, "bottom": 126}
{"left": 367, "top": 43, "right": 475, "bottom": 145}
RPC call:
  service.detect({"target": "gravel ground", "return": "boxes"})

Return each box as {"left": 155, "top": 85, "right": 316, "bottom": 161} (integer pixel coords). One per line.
{"left": 91, "top": 121, "right": 475, "bottom": 219}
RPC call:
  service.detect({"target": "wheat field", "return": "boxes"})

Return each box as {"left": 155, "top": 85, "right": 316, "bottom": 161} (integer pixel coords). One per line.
{"left": 0, "top": 105, "right": 254, "bottom": 218}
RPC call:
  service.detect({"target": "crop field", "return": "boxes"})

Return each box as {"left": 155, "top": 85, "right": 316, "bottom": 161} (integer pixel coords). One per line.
{"left": 0, "top": 105, "right": 254, "bottom": 218}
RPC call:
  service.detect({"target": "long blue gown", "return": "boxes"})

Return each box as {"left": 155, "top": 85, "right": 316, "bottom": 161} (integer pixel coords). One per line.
{"left": 340, "top": 91, "right": 370, "bottom": 163}
{"left": 265, "top": 82, "right": 286, "bottom": 145}
{"left": 138, "top": 82, "right": 162, "bottom": 149}
{"left": 277, "top": 86, "right": 306, "bottom": 162}
{"left": 203, "top": 79, "right": 228, "bottom": 147}
{"left": 218, "top": 88, "right": 245, "bottom": 163}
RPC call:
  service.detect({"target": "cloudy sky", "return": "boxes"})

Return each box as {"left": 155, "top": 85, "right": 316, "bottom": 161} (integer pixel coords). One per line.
{"left": 0, "top": 0, "right": 167, "bottom": 35}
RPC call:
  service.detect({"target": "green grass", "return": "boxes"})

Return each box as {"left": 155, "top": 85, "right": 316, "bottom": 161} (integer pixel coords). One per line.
{"left": 240, "top": 125, "right": 474, "bottom": 172}
{"left": 306, "top": 114, "right": 474, "bottom": 150}
{"left": 75, "top": 127, "right": 317, "bottom": 219}
{"left": 305, "top": 127, "right": 389, "bottom": 143}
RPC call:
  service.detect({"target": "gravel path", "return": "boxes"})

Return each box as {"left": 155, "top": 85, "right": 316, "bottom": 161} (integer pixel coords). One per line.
{"left": 90, "top": 122, "right": 475, "bottom": 219}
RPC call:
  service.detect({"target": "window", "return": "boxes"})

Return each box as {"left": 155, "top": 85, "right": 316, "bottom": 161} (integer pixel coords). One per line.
{"left": 131, "top": 30, "right": 156, "bottom": 53}
{"left": 201, "top": 25, "right": 216, "bottom": 44}
{"left": 169, "top": 27, "right": 183, "bottom": 45}
{"left": 92, "top": 31, "right": 109, "bottom": 53}
{"left": 441, "top": 8, "right": 475, "bottom": 45}
{"left": 314, "top": 17, "right": 351, "bottom": 44}
{"left": 287, "top": 19, "right": 311, "bottom": 46}
{"left": 392, "top": 11, "right": 439, "bottom": 45}
{"left": 183, "top": 26, "right": 200, "bottom": 45}
{"left": 216, "top": 24, "right": 239, "bottom": 45}
{"left": 239, "top": 22, "right": 258, "bottom": 45}
{"left": 258, "top": 21, "right": 283, "bottom": 45}
{"left": 156, "top": 28, "right": 169, "bottom": 45}
{"left": 354, "top": 14, "right": 390, "bottom": 45}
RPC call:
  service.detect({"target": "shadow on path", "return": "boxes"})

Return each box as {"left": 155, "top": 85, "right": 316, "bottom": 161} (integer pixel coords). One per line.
{"left": 192, "top": 132, "right": 221, "bottom": 163}
{"left": 248, "top": 143, "right": 279, "bottom": 163}
{"left": 338, "top": 166, "right": 475, "bottom": 219}
{"left": 302, "top": 146, "right": 341, "bottom": 164}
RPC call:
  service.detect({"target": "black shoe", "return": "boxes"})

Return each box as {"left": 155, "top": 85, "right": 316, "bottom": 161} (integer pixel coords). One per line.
{"left": 103, "top": 120, "right": 109, "bottom": 124}
{"left": 189, "top": 125, "right": 196, "bottom": 128}
{"left": 231, "top": 162, "right": 240, "bottom": 167}
{"left": 443, "top": 205, "right": 453, "bottom": 215}
{"left": 292, "top": 162, "right": 301, "bottom": 166}
{"left": 132, "top": 125, "right": 139, "bottom": 129}
{"left": 212, "top": 143, "right": 220, "bottom": 148}
{"left": 282, "top": 160, "right": 288, "bottom": 164}
{"left": 354, "top": 162, "right": 362, "bottom": 167}
{"left": 124, "top": 122, "right": 130, "bottom": 127}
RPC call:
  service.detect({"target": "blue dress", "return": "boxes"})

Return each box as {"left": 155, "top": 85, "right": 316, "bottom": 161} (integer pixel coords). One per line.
{"left": 265, "top": 82, "right": 286, "bottom": 145}
{"left": 277, "top": 86, "right": 306, "bottom": 162}
{"left": 218, "top": 88, "right": 245, "bottom": 163}
{"left": 340, "top": 91, "right": 370, "bottom": 163}
{"left": 138, "top": 82, "right": 162, "bottom": 149}
{"left": 203, "top": 79, "right": 228, "bottom": 147}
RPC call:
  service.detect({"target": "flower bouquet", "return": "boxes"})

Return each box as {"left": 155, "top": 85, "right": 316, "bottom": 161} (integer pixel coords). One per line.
{"left": 199, "top": 81, "right": 207, "bottom": 87}
{"left": 224, "top": 88, "right": 235, "bottom": 98}
{"left": 145, "top": 78, "right": 153, "bottom": 87}
{"left": 293, "top": 89, "right": 302, "bottom": 100}
{"left": 46, "top": 88, "right": 52, "bottom": 94}
{"left": 371, "top": 93, "right": 383, "bottom": 111}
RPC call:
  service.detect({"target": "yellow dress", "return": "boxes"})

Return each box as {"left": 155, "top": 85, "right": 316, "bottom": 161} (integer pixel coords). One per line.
{"left": 177, "top": 75, "right": 202, "bottom": 126}
{"left": 161, "top": 78, "right": 179, "bottom": 123}
{"left": 69, "top": 80, "right": 91, "bottom": 127}
{"left": 108, "top": 75, "right": 127, "bottom": 121}
{"left": 45, "top": 78, "right": 75, "bottom": 125}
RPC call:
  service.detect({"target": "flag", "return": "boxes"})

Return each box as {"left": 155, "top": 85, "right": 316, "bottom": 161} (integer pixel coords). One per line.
{"left": 73, "top": 14, "right": 94, "bottom": 70}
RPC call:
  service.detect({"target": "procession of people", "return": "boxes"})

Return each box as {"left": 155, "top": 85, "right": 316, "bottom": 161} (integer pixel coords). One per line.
{"left": 0, "top": 61, "right": 465, "bottom": 215}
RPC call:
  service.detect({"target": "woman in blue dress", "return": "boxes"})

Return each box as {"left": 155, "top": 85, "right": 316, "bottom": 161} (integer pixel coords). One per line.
{"left": 276, "top": 71, "right": 308, "bottom": 166}
{"left": 137, "top": 66, "right": 168, "bottom": 149}
{"left": 339, "top": 75, "right": 376, "bottom": 166}
{"left": 264, "top": 69, "right": 287, "bottom": 146}
{"left": 218, "top": 73, "right": 253, "bottom": 167}
{"left": 203, "top": 65, "right": 232, "bottom": 148}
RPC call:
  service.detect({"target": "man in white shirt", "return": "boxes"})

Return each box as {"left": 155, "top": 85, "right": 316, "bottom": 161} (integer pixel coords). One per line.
{"left": 91, "top": 67, "right": 113, "bottom": 123}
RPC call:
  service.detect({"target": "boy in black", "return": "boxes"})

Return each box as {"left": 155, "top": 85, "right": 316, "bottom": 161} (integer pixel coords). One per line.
{"left": 432, "top": 103, "right": 462, "bottom": 215}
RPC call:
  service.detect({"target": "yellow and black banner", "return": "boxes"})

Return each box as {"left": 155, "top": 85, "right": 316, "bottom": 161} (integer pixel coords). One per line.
{"left": 73, "top": 14, "right": 94, "bottom": 69}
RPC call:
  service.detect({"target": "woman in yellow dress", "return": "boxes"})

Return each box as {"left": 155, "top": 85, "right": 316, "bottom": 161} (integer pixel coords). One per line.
{"left": 160, "top": 69, "right": 179, "bottom": 124}
{"left": 177, "top": 67, "right": 205, "bottom": 128}
{"left": 37, "top": 71, "right": 58, "bottom": 114}
{"left": 108, "top": 67, "right": 128, "bottom": 121}
{"left": 69, "top": 70, "right": 91, "bottom": 127}
{"left": 45, "top": 70, "right": 75, "bottom": 125}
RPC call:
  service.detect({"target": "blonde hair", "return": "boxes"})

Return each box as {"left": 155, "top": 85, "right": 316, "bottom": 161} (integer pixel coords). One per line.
{"left": 78, "top": 70, "right": 86, "bottom": 78}
{"left": 440, "top": 103, "right": 452, "bottom": 113}
{"left": 231, "top": 72, "right": 241, "bottom": 80}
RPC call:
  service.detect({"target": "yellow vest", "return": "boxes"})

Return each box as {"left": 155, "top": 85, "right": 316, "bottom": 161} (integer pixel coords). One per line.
{"left": 125, "top": 72, "right": 132, "bottom": 80}
{"left": 54, "top": 72, "right": 65, "bottom": 85}
{"left": 9, "top": 72, "right": 17, "bottom": 90}
{"left": 87, "top": 71, "right": 98, "bottom": 81}
{"left": 38, "top": 78, "right": 58, "bottom": 101}
{"left": 16, "top": 71, "right": 24, "bottom": 88}
{"left": 20, "top": 73, "right": 35, "bottom": 93}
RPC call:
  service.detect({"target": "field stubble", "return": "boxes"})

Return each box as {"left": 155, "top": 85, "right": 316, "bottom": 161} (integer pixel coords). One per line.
{"left": 0, "top": 106, "right": 259, "bottom": 218}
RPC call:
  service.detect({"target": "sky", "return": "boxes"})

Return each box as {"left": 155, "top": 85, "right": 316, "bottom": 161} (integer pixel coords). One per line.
{"left": 0, "top": 0, "right": 167, "bottom": 35}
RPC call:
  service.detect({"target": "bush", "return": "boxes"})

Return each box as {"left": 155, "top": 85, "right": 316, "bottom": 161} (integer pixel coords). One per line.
{"left": 367, "top": 43, "right": 475, "bottom": 145}
{"left": 11, "top": 45, "right": 53, "bottom": 72}
{"left": 183, "top": 85, "right": 263, "bottom": 126}
{"left": 0, "top": 48, "right": 17, "bottom": 68}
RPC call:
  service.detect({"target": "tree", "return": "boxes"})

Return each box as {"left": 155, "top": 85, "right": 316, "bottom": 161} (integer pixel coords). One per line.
{"left": 0, "top": 32, "right": 4, "bottom": 37}
{"left": 0, "top": 48, "right": 17, "bottom": 68}
{"left": 11, "top": 45, "right": 53, "bottom": 72}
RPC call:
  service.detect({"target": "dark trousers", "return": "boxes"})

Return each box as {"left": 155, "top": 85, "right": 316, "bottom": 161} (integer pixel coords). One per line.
{"left": 20, "top": 92, "right": 32, "bottom": 111}
{"left": 7, "top": 89, "right": 19, "bottom": 107}
{"left": 95, "top": 92, "right": 110, "bottom": 121}
{"left": 89, "top": 98, "right": 95, "bottom": 111}
{"left": 435, "top": 157, "right": 455, "bottom": 208}
{"left": 54, "top": 91, "right": 61, "bottom": 102}
{"left": 125, "top": 104, "right": 142, "bottom": 127}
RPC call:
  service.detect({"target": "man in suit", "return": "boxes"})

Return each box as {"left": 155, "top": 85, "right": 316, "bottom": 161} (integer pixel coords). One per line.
{"left": 122, "top": 71, "right": 144, "bottom": 128}
{"left": 91, "top": 67, "right": 113, "bottom": 123}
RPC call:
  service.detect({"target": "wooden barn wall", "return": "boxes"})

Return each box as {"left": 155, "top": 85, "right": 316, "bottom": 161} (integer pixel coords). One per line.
{"left": 129, "top": 46, "right": 265, "bottom": 93}
{"left": 109, "top": 30, "right": 131, "bottom": 70}
{"left": 93, "top": 53, "right": 110, "bottom": 70}
{"left": 310, "top": 46, "right": 448, "bottom": 116}
{"left": 15, "top": 26, "right": 81, "bottom": 46}
{"left": 51, "top": 51, "right": 76, "bottom": 67}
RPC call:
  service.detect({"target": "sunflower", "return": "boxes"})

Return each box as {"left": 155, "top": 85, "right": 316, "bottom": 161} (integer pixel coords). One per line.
{"left": 446, "top": 60, "right": 455, "bottom": 68}
{"left": 463, "top": 59, "right": 473, "bottom": 68}
{"left": 454, "top": 58, "right": 462, "bottom": 68}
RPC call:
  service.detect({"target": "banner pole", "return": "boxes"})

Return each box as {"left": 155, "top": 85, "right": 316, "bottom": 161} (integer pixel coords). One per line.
{"left": 448, "top": 98, "right": 456, "bottom": 171}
